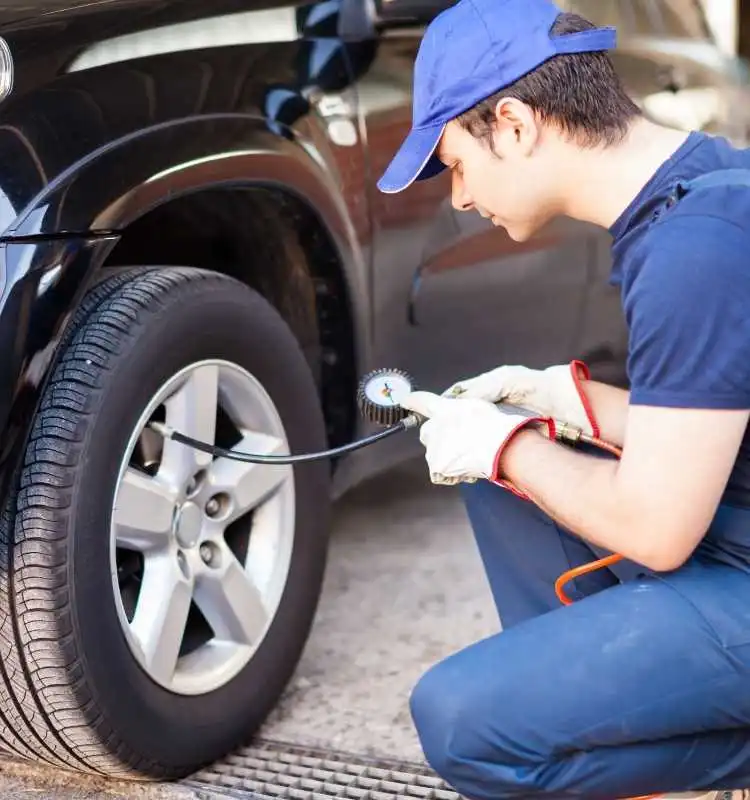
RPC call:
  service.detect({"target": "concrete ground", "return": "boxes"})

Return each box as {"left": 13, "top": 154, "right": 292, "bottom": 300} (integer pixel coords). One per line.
{"left": 258, "top": 456, "right": 498, "bottom": 762}
{"left": 0, "top": 457, "right": 498, "bottom": 796}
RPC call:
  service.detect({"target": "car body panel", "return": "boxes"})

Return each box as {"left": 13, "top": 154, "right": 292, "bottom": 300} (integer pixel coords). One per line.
{"left": 0, "top": 1, "right": 369, "bottom": 234}
{"left": 0, "top": 0, "right": 383, "bottom": 496}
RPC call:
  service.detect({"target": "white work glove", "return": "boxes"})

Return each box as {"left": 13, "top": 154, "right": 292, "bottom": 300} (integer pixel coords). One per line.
{"left": 399, "top": 391, "right": 555, "bottom": 496}
{"left": 444, "top": 360, "right": 599, "bottom": 438}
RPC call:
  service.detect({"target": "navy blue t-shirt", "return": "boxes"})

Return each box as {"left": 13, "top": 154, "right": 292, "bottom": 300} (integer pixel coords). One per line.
{"left": 610, "top": 131, "right": 750, "bottom": 529}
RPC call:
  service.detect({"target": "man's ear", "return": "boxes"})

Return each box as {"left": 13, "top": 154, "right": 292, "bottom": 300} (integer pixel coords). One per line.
{"left": 492, "top": 97, "right": 539, "bottom": 156}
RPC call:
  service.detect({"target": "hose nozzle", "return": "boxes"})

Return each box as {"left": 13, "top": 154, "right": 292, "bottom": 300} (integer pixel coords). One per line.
{"left": 148, "top": 421, "right": 174, "bottom": 439}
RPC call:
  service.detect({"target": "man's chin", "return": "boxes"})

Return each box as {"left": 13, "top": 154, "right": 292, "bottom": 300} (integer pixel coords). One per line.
{"left": 502, "top": 215, "right": 552, "bottom": 242}
{"left": 503, "top": 224, "right": 534, "bottom": 243}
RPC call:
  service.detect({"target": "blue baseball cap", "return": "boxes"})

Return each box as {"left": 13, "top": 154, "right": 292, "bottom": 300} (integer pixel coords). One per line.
{"left": 377, "top": 0, "right": 616, "bottom": 194}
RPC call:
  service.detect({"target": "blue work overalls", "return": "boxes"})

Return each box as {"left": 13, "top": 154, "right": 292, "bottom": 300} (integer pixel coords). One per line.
{"left": 409, "top": 173, "right": 750, "bottom": 800}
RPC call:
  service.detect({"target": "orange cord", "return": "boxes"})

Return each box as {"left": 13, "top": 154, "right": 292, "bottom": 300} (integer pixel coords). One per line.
{"left": 554, "top": 552, "right": 624, "bottom": 605}
{"left": 550, "top": 435, "right": 661, "bottom": 800}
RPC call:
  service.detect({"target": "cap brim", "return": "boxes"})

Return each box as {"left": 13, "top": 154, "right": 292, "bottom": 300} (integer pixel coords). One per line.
{"left": 377, "top": 123, "right": 446, "bottom": 194}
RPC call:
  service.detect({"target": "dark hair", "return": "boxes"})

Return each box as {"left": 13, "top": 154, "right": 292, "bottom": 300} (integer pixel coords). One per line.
{"left": 456, "top": 12, "right": 642, "bottom": 149}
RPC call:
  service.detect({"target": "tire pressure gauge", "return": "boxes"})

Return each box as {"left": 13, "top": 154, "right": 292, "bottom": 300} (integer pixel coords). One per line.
{"left": 152, "top": 364, "right": 601, "bottom": 466}
{"left": 356, "top": 368, "right": 417, "bottom": 427}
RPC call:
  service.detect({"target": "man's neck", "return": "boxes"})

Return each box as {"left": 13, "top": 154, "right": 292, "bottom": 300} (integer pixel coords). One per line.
{"left": 558, "top": 118, "right": 693, "bottom": 230}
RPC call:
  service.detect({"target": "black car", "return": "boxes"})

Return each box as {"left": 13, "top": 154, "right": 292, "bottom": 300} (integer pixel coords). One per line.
{"left": 0, "top": 0, "right": 742, "bottom": 782}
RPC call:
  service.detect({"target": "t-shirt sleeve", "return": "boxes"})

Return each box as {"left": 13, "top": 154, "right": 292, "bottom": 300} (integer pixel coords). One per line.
{"left": 626, "top": 214, "right": 750, "bottom": 409}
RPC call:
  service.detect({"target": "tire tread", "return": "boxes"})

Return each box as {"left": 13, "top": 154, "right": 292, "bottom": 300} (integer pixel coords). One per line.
{"left": 0, "top": 268, "right": 213, "bottom": 777}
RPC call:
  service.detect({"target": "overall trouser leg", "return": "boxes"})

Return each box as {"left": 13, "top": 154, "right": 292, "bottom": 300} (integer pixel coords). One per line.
{"left": 409, "top": 481, "right": 750, "bottom": 800}
{"left": 456, "top": 477, "right": 648, "bottom": 629}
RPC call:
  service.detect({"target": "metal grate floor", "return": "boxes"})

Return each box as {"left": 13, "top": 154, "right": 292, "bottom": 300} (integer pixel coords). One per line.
{"left": 183, "top": 739, "right": 461, "bottom": 799}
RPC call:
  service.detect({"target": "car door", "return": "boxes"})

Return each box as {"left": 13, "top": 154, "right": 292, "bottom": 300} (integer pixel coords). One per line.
{"left": 354, "top": 0, "right": 597, "bottom": 395}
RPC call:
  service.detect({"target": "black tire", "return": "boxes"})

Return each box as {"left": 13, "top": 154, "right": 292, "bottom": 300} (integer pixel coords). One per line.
{"left": 0, "top": 267, "right": 331, "bottom": 778}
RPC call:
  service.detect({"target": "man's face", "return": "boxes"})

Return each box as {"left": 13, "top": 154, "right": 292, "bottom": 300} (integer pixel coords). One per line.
{"left": 436, "top": 115, "right": 559, "bottom": 242}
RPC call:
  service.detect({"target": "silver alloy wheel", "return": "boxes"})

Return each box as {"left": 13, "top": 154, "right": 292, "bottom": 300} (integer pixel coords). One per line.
{"left": 111, "top": 360, "right": 295, "bottom": 696}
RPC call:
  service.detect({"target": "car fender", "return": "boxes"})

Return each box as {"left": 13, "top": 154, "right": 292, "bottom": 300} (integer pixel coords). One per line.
{"left": 0, "top": 114, "right": 370, "bottom": 495}
{"left": 4, "top": 112, "right": 368, "bottom": 302}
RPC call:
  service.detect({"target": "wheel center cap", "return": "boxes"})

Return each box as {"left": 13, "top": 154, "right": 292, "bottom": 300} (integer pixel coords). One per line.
{"left": 174, "top": 502, "right": 202, "bottom": 549}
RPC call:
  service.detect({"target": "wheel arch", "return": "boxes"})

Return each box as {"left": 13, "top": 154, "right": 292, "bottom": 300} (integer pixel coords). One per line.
{"left": 0, "top": 115, "right": 369, "bottom": 477}
{"left": 103, "top": 184, "right": 359, "bottom": 453}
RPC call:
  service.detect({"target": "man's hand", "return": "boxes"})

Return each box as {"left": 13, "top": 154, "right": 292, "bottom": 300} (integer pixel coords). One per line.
{"left": 399, "top": 391, "right": 554, "bottom": 492}
{"left": 444, "top": 361, "right": 600, "bottom": 437}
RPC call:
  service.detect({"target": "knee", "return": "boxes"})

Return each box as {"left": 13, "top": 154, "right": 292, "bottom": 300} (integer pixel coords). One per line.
{"left": 409, "top": 662, "right": 466, "bottom": 786}
{"left": 409, "top": 659, "right": 508, "bottom": 798}
{"left": 409, "top": 654, "right": 552, "bottom": 799}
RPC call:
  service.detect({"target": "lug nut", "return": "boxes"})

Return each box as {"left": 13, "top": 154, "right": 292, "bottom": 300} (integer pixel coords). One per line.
{"left": 205, "top": 492, "right": 230, "bottom": 519}
{"left": 199, "top": 541, "right": 221, "bottom": 568}
{"left": 199, "top": 543, "right": 213, "bottom": 565}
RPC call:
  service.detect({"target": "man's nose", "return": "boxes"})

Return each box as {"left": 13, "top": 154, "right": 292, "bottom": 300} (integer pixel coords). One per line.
{"left": 451, "top": 174, "right": 473, "bottom": 212}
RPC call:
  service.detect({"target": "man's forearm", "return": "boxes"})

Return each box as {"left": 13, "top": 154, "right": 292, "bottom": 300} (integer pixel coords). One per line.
{"left": 501, "top": 427, "right": 669, "bottom": 571}
{"left": 583, "top": 380, "right": 630, "bottom": 446}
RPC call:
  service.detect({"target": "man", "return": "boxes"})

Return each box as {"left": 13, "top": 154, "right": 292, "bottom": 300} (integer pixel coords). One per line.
{"left": 376, "top": 1, "right": 750, "bottom": 799}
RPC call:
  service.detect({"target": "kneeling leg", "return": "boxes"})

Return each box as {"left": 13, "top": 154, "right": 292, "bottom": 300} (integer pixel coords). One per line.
{"left": 411, "top": 560, "right": 750, "bottom": 799}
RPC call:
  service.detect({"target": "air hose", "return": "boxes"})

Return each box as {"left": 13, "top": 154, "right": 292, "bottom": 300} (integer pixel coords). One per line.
{"left": 148, "top": 367, "right": 624, "bottom": 607}
{"left": 149, "top": 417, "right": 413, "bottom": 464}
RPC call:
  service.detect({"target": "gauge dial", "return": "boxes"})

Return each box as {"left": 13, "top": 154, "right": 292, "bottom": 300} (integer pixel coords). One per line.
{"left": 357, "top": 368, "right": 417, "bottom": 427}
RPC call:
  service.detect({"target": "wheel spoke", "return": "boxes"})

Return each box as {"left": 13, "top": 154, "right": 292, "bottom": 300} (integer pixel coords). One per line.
{"left": 208, "top": 431, "right": 289, "bottom": 524}
{"left": 194, "top": 549, "right": 267, "bottom": 645}
{"left": 159, "top": 364, "right": 219, "bottom": 489}
{"left": 129, "top": 553, "right": 193, "bottom": 686}
{"left": 114, "top": 468, "right": 175, "bottom": 551}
